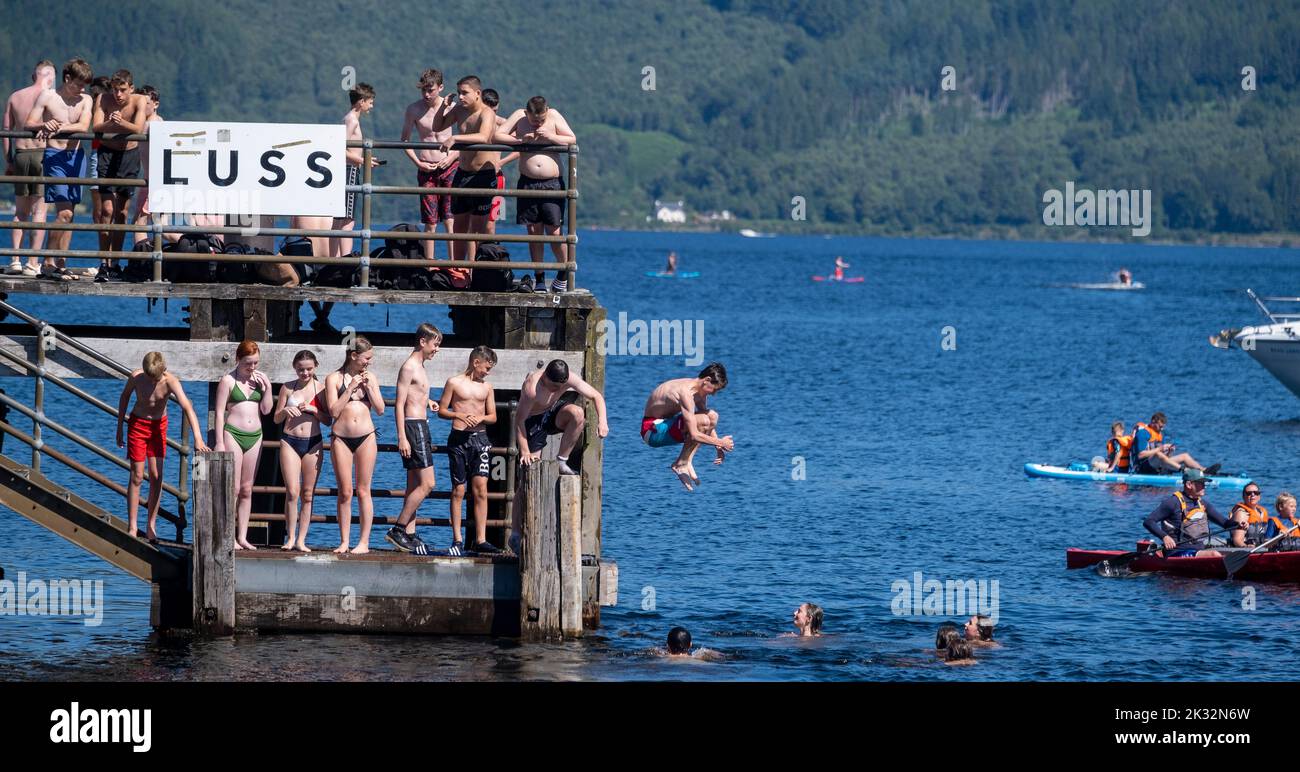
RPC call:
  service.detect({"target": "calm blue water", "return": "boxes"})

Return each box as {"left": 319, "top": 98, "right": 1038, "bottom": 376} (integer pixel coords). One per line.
{"left": 4, "top": 229, "right": 1300, "bottom": 681}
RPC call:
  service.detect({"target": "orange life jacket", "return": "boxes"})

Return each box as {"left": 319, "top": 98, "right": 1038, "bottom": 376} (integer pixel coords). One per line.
{"left": 1106, "top": 434, "right": 1133, "bottom": 469}
{"left": 1233, "top": 502, "right": 1271, "bottom": 545}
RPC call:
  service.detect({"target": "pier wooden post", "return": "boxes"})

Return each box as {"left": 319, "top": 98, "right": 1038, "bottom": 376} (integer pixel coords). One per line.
{"left": 193, "top": 452, "right": 235, "bottom": 635}
{"left": 519, "top": 460, "right": 583, "bottom": 640}
{"left": 578, "top": 306, "right": 605, "bottom": 628}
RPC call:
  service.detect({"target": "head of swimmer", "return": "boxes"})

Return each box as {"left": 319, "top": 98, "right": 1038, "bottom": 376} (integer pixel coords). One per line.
{"left": 235, "top": 340, "right": 260, "bottom": 379}
{"left": 697, "top": 362, "right": 728, "bottom": 396}
{"left": 344, "top": 336, "right": 374, "bottom": 373}
{"left": 135, "top": 85, "right": 159, "bottom": 117}
{"left": 793, "top": 603, "right": 823, "bottom": 636}
{"left": 667, "top": 626, "right": 692, "bottom": 655}
{"left": 467, "top": 345, "right": 497, "bottom": 380}
{"left": 350, "top": 83, "right": 376, "bottom": 114}
{"left": 59, "top": 59, "right": 92, "bottom": 97}
{"left": 418, "top": 69, "right": 444, "bottom": 104}
{"left": 416, "top": 322, "right": 443, "bottom": 360}
{"left": 142, "top": 352, "right": 167, "bottom": 382}
{"left": 455, "top": 76, "right": 483, "bottom": 109}
{"left": 32, "top": 59, "right": 55, "bottom": 90}
{"left": 109, "top": 69, "right": 134, "bottom": 104}
{"left": 526, "top": 96, "right": 549, "bottom": 128}
{"left": 292, "top": 350, "right": 319, "bottom": 383}
{"left": 542, "top": 359, "right": 569, "bottom": 388}
{"left": 964, "top": 614, "right": 994, "bottom": 642}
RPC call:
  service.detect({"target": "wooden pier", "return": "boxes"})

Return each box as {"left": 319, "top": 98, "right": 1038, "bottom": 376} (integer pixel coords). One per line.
{"left": 0, "top": 129, "right": 615, "bottom": 640}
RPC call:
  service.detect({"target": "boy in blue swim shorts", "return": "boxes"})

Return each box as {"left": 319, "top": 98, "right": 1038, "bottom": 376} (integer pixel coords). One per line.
{"left": 640, "top": 363, "right": 735, "bottom": 491}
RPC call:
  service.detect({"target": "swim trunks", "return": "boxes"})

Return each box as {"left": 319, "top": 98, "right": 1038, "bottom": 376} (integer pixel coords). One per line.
{"left": 524, "top": 401, "right": 565, "bottom": 453}
{"left": 516, "top": 173, "right": 565, "bottom": 227}
{"left": 418, "top": 160, "right": 458, "bottom": 224}
{"left": 96, "top": 146, "right": 141, "bottom": 198}
{"left": 43, "top": 147, "right": 85, "bottom": 205}
{"left": 127, "top": 414, "right": 168, "bottom": 462}
{"left": 641, "top": 415, "right": 687, "bottom": 448}
{"left": 489, "top": 171, "right": 505, "bottom": 221}
{"left": 13, "top": 148, "right": 44, "bottom": 197}
{"left": 450, "top": 165, "right": 497, "bottom": 217}
{"left": 87, "top": 146, "right": 98, "bottom": 191}
{"left": 402, "top": 418, "right": 435, "bottom": 470}
{"left": 447, "top": 428, "right": 491, "bottom": 486}
{"left": 342, "top": 164, "right": 359, "bottom": 221}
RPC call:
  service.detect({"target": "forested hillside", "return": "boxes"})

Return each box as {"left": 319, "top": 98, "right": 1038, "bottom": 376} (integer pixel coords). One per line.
{"left": 4, "top": 0, "right": 1297, "bottom": 238}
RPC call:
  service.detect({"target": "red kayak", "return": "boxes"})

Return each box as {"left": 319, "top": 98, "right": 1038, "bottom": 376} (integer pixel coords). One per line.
{"left": 1067, "top": 541, "right": 1300, "bottom": 581}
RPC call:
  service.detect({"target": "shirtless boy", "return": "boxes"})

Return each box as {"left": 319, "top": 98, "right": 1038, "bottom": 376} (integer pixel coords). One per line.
{"left": 25, "top": 58, "right": 93, "bottom": 281}
{"left": 401, "top": 69, "right": 458, "bottom": 262}
{"left": 480, "top": 89, "right": 518, "bottom": 236}
{"left": 116, "top": 351, "right": 210, "bottom": 541}
{"left": 509, "top": 360, "right": 608, "bottom": 552}
{"left": 385, "top": 323, "right": 443, "bottom": 555}
{"left": 432, "top": 75, "right": 499, "bottom": 267}
{"left": 495, "top": 96, "right": 576, "bottom": 293}
{"left": 438, "top": 346, "right": 499, "bottom": 555}
{"left": 131, "top": 85, "right": 161, "bottom": 244}
{"left": 333, "top": 83, "right": 382, "bottom": 259}
{"left": 5, "top": 59, "right": 56, "bottom": 276}
{"left": 641, "top": 362, "right": 734, "bottom": 491}
{"left": 91, "top": 69, "right": 148, "bottom": 278}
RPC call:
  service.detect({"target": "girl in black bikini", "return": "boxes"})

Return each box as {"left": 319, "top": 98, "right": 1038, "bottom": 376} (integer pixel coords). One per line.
{"left": 324, "top": 336, "right": 384, "bottom": 554}
{"left": 213, "top": 340, "right": 273, "bottom": 551}
{"left": 274, "top": 350, "right": 327, "bottom": 552}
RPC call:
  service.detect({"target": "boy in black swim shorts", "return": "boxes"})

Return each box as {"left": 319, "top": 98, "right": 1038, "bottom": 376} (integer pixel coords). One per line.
{"left": 386, "top": 323, "right": 442, "bottom": 556}
{"left": 438, "top": 346, "right": 499, "bottom": 554}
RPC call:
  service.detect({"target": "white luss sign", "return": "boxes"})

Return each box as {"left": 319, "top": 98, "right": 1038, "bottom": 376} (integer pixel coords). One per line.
{"left": 147, "top": 121, "right": 346, "bottom": 217}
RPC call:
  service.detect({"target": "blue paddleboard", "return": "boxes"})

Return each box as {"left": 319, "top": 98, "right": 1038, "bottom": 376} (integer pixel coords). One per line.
{"left": 1024, "top": 462, "right": 1251, "bottom": 490}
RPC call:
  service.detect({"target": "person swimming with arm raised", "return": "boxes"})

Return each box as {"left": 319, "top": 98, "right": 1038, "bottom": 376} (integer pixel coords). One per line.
{"left": 640, "top": 363, "right": 735, "bottom": 491}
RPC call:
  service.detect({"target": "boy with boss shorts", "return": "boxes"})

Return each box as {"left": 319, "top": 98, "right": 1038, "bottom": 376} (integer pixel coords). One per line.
{"left": 438, "top": 346, "right": 499, "bottom": 555}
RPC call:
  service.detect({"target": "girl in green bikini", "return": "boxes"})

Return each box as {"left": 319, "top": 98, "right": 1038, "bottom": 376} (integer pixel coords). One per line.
{"left": 324, "top": 336, "right": 384, "bottom": 554}
{"left": 213, "top": 339, "right": 274, "bottom": 550}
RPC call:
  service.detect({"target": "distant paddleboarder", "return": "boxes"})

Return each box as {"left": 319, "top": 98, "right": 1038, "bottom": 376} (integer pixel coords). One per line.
{"left": 1118, "top": 267, "right": 1133, "bottom": 286}
{"left": 664, "top": 250, "right": 677, "bottom": 275}
{"left": 640, "top": 363, "right": 734, "bottom": 491}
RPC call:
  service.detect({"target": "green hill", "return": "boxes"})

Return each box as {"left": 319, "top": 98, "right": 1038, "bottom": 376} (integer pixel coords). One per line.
{"left": 4, "top": 0, "right": 1297, "bottom": 239}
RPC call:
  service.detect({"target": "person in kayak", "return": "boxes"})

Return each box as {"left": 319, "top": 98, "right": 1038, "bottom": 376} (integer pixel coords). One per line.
{"left": 1142, "top": 468, "right": 1241, "bottom": 556}
{"left": 1269, "top": 493, "right": 1300, "bottom": 550}
{"left": 1230, "top": 483, "right": 1271, "bottom": 548}
{"left": 833, "top": 256, "right": 849, "bottom": 281}
{"left": 1105, "top": 421, "right": 1133, "bottom": 473}
{"left": 1129, "top": 412, "right": 1218, "bottom": 476}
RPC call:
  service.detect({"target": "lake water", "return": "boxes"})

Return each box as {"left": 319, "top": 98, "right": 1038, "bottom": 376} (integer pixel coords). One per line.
{"left": 3, "top": 229, "right": 1300, "bottom": 681}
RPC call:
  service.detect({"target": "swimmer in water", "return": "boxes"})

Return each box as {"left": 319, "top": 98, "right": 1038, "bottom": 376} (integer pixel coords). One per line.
{"left": 667, "top": 626, "right": 692, "bottom": 655}
{"left": 945, "top": 640, "right": 977, "bottom": 666}
{"left": 1117, "top": 267, "right": 1133, "bottom": 285}
{"left": 793, "top": 602, "right": 823, "bottom": 637}
{"left": 833, "top": 256, "right": 849, "bottom": 281}
{"left": 935, "top": 622, "right": 961, "bottom": 652}
{"left": 664, "top": 251, "right": 677, "bottom": 275}
{"left": 963, "top": 614, "right": 999, "bottom": 648}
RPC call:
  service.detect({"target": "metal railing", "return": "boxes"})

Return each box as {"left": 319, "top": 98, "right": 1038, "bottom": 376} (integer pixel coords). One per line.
{"left": 0, "top": 297, "right": 192, "bottom": 540}
{"left": 1247, "top": 289, "right": 1300, "bottom": 325}
{"left": 0, "top": 128, "right": 579, "bottom": 290}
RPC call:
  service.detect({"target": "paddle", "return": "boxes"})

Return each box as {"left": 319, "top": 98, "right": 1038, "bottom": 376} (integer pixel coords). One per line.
{"left": 1222, "top": 523, "right": 1300, "bottom": 578}
{"left": 1094, "top": 526, "right": 1241, "bottom": 576}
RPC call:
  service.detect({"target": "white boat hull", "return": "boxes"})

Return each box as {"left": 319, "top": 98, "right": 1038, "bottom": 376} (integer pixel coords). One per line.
{"left": 1237, "top": 325, "right": 1300, "bottom": 398}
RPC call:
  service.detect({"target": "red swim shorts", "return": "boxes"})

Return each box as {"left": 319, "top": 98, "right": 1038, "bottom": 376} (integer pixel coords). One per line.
{"left": 127, "top": 414, "right": 168, "bottom": 462}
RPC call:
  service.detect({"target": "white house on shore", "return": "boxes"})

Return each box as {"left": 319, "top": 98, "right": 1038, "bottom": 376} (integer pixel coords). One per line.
{"left": 653, "top": 199, "right": 686, "bottom": 223}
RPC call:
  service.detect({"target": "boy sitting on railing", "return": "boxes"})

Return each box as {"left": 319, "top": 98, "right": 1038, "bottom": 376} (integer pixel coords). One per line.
{"left": 116, "top": 352, "right": 210, "bottom": 542}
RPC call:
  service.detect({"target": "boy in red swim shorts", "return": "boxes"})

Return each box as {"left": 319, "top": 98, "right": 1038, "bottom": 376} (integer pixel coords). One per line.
{"left": 640, "top": 363, "right": 735, "bottom": 492}
{"left": 116, "top": 352, "right": 209, "bottom": 541}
